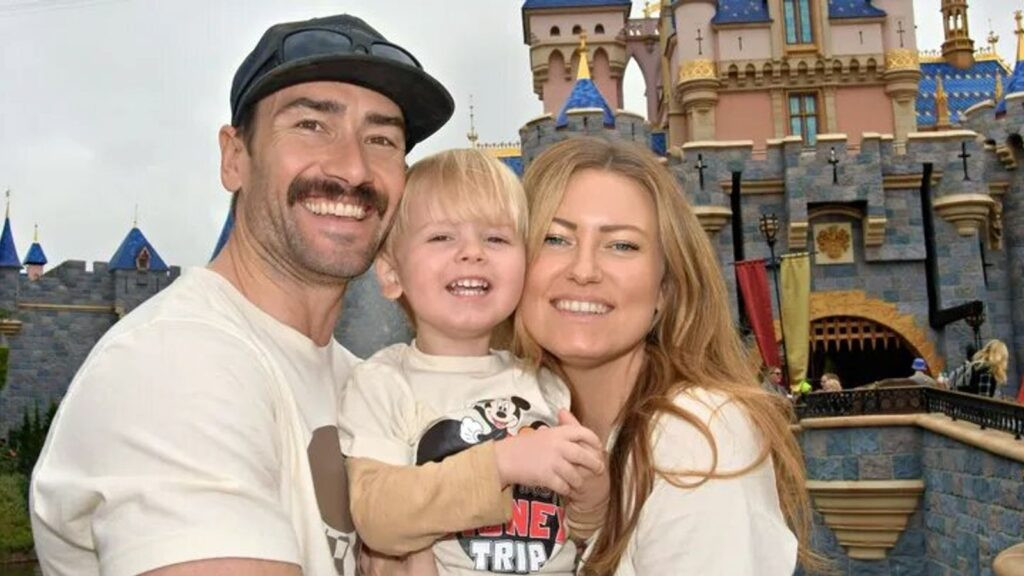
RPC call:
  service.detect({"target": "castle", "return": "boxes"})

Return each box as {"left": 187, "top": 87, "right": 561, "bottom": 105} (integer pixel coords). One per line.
{"left": 0, "top": 0, "right": 1021, "bottom": 432}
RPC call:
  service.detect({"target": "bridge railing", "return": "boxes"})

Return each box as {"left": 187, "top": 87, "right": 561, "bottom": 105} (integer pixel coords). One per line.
{"left": 796, "top": 385, "right": 1024, "bottom": 440}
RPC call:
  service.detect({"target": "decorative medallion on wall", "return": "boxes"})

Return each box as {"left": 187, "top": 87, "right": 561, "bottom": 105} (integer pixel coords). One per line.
{"left": 814, "top": 223, "right": 853, "bottom": 265}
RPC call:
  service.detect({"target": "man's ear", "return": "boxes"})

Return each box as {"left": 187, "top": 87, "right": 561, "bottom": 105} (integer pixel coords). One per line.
{"left": 219, "top": 125, "right": 245, "bottom": 193}
{"left": 375, "top": 254, "right": 404, "bottom": 301}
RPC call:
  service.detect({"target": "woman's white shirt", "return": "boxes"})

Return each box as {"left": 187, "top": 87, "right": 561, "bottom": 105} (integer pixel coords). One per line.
{"left": 606, "top": 388, "right": 798, "bottom": 576}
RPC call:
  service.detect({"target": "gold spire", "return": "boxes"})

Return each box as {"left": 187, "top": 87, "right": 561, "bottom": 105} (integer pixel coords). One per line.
{"left": 133, "top": 203, "right": 139, "bottom": 228}
{"left": 4, "top": 189, "right": 9, "bottom": 220}
{"left": 996, "top": 72, "right": 1005, "bottom": 102}
{"left": 33, "top": 224, "right": 38, "bottom": 243}
{"left": 576, "top": 32, "right": 590, "bottom": 80}
{"left": 935, "top": 76, "right": 951, "bottom": 129}
{"left": 1016, "top": 11, "right": 1024, "bottom": 62}
{"left": 466, "top": 95, "right": 479, "bottom": 147}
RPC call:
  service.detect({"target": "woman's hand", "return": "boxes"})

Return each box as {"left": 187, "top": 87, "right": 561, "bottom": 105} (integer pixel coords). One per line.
{"left": 494, "top": 409, "right": 605, "bottom": 495}
{"left": 359, "top": 545, "right": 437, "bottom": 576}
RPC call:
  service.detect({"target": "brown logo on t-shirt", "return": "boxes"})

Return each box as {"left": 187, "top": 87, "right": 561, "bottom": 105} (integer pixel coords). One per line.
{"left": 308, "top": 426, "right": 354, "bottom": 571}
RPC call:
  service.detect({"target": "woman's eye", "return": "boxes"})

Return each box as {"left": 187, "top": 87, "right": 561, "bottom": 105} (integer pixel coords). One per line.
{"left": 543, "top": 234, "right": 569, "bottom": 246}
{"left": 610, "top": 241, "right": 640, "bottom": 252}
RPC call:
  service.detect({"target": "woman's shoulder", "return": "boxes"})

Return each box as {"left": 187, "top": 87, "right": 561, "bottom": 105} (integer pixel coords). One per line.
{"left": 650, "top": 387, "right": 765, "bottom": 472}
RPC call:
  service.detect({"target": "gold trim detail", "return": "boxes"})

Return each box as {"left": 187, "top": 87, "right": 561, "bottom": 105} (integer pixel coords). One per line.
{"left": 884, "top": 49, "right": 920, "bottom": 71}
{"left": 806, "top": 480, "right": 925, "bottom": 560}
{"left": 788, "top": 221, "right": 808, "bottom": 250}
{"left": 0, "top": 319, "right": 22, "bottom": 336}
{"left": 17, "top": 302, "right": 118, "bottom": 314}
{"left": 882, "top": 172, "right": 943, "bottom": 190}
{"left": 932, "top": 193, "right": 996, "bottom": 236}
{"left": 808, "top": 290, "right": 942, "bottom": 372}
{"left": 691, "top": 206, "right": 732, "bottom": 235}
{"left": 476, "top": 142, "right": 522, "bottom": 158}
{"left": 718, "top": 179, "right": 785, "bottom": 194}
{"left": 678, "top": 59, "right": 717, "bottom": 82}
{"left": 863, "top": 216, "right": 887, "bottom": 247}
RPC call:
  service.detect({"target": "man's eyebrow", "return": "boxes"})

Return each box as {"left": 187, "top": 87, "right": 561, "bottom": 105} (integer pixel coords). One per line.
{"left": 367, "top": 112, "right": 405, "bottom": 131}
{"left": 276, "top": 97, "right": 341, "bottom": 116}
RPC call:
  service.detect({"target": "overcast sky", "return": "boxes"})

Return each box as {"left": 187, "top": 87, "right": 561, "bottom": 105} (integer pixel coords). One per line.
{"left": 0, "top": 0, "right": 1018, "bottom": 269}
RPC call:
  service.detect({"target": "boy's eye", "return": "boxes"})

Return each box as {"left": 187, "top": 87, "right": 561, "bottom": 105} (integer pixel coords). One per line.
{"left": 427, "top": 234, "right": 452, "bottom": 242}
{"left": 487, "top": 235, "right": 511, "bottom": 245}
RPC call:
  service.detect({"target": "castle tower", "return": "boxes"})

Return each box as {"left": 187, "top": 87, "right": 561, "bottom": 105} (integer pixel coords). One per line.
{"left": 555, "top": 35, "right": 616, "bottom": 128}
{"left": 669, "top": 0, "right": 720, "bottom": 142}
{"left": 941, "top": 0, "right": 975, "bottom": 69}
{"left": 0, "top": 194, "right": 21, "bottom": 273}
{"left": 522, "top": 0, "right": 631, "bottom": 115}
{"left": 24, "top": 225, "right": 48, "bottom": 282}
{"left": 876, "top": 0, "right": 922, "bottom": 151}
{"left": 109, "top": 224, "right": 172, "bottom": 315}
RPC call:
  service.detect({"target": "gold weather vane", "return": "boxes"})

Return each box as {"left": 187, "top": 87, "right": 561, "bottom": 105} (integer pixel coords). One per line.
{"left": 577, "top": 32, "right": 591, "bottom": 80}
{"left": 33, "top": 224, "right": 38, "bottom": 243}
{"left": 467, "top": 94, "right": 479, "bottom": 147}
{"left": 642, "top": 0, "right": 660, "bottom": 19}
{"left": 1016, "top": 11, "right": 1024, "bottom": 62}
{"left": 4, "top": 189, "right": 9, "bottom": 219}
{"left": 133, "top": 203, "right": 139, "bottom": 228}
{"left": 987, "top": 20, "right": 999, "bottom": 53}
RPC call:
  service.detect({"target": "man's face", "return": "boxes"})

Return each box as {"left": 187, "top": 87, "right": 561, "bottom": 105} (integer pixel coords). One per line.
{"left": 221, "top": 81, "right": 406, "bottom": 285}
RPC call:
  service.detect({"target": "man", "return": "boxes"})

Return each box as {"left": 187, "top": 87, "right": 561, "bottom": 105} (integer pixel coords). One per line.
{"left": 908, "top": 357, "right": 937, "bottom": 387}
{"left": 30, "top": 14, "right": 454, "bottom": 576}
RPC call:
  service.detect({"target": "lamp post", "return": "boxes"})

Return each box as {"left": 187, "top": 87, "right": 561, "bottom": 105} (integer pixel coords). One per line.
{"left": 964, "top": 304, "right": 986, "bottom": 353}
{"left": 759, "top": 213, "right": 789, "bottom": 389}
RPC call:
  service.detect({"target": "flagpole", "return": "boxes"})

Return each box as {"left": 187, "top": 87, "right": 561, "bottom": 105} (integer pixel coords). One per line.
{"left": 759, "top": 213, "right": 790, "bottom": 389}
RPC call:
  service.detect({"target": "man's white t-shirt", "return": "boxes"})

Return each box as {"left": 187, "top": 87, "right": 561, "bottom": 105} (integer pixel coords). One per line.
{"left": 338, "top": 342, "right": 578, "bottom": 575}
{"left": 30, "top": 267, "right": 358, "bottom": 576}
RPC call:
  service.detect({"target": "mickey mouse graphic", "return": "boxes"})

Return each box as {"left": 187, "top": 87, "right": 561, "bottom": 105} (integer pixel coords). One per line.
{"left": 416, "top": 396, "right": 540, "bottom": 465}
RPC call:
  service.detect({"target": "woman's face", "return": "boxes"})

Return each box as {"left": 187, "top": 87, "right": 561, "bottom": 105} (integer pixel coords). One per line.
{"left": 520, "top": 168, "right": 665, "bottom": 371}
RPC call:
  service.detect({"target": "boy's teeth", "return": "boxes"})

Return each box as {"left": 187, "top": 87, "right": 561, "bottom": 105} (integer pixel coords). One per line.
{"left": 554, "top": 299, "right": 610, "bottom": 314}
{"left": 302, "top": 200, "right": 366, "bottom": 220}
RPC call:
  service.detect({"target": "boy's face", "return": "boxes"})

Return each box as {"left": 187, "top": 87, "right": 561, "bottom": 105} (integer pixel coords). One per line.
{"left": 377, "top": 194, "right": 526, "bottom": 355}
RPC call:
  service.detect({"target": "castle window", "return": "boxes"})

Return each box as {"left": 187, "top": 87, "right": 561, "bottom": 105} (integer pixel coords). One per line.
{"left": 783, "top": 0, "right": 814, "bottom": 44}
{"left": 788, "top": 93, "right": 819, "bottom": 145}
{"left": 572, "top": 24, "right": 582, "bottom": 35}
{"left": 136, "top": 247, "right": 151, "bottom": 271}
{"left": 595, "top": 24, "right": 605, "bottom": 34}
{"left": 550, "top": 26, "right": 560, "bottom": 37}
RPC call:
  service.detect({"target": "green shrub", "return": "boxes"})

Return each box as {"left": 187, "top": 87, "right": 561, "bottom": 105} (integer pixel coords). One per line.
{"left": 0, "top": 474, "right": 33, "bottom": 555}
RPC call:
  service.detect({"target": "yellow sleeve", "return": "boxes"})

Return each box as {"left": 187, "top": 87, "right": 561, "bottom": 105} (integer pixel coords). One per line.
{"left": 347, "top": 441, "right": 513, "bottom": 555}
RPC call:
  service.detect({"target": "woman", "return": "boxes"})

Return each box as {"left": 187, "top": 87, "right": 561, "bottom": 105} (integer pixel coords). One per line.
{"left": 514, "top": 137, "right": 812, "bottom": 574}
{"left": 950, "top": 339, "right": 1010, "bottom": 397}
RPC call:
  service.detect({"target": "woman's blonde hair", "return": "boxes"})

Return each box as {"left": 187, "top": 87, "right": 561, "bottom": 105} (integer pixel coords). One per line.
{"left": 513, "top": 137, "right": 814, "bottom": 574}
{"left": 381, "top": 148, "right": 528, "bottom": 259}
{"left": 973, "top": 339, "right": 1009, "bottom": 384}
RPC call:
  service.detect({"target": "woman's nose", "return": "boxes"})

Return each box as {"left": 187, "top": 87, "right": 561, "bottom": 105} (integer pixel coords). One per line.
{"left": 568, "top": 249, "right": 601, "bottom": 283}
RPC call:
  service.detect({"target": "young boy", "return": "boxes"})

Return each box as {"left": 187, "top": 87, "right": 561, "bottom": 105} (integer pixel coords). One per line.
{"left": 338, "top": 149, "right": 607, "bottom": 575}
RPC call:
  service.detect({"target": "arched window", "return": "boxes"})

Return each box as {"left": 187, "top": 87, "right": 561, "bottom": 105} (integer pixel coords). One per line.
{"left": 595, "top": 24, "right": 605, "bottom": 34}
{"left": 136, "top": 247, "right": 151, "bottom": 271}
{"left": 550, "top": 26, "right": 560, "bottom": 37}
{"left": 572, "top": 24, "right": 582, "bottom": 35}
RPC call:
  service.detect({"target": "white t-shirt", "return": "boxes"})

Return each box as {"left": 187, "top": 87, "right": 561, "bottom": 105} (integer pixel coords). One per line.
{"left": 598, "top": 388, "right": 798, "bottom": 576}
{"left": 337, "top": 342, "right": 578, "bottom": 575}
{"left": 30, "top": 267, "right": 358, "bottom": 576}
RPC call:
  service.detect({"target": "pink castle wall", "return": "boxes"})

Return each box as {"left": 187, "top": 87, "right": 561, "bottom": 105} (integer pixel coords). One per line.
{"left": 835, "top": 86, "right": 894, "bottom": 149}
{"left": 717, "top": 91, "right": 774, "bottom": 149}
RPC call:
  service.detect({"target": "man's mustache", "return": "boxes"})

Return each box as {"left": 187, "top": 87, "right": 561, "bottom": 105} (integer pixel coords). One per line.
{"left": 286, "top": 177, "right": 388, "bottom": 218}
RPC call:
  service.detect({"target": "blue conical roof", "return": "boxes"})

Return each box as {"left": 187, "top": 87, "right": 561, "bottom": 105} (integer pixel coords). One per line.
{"left": 24, "top": 242, "right": 47, "bottom": 266}
{"left": 997, "top": 60, "right": 1024, "bottom": 115}
{"left": 210, "top": 210, "right": 234, "bottom": 261}
{"left": 556, "top": 78, "right": 615, "bottom": 128}
{"left": 0, "top": 218, "right": 21, "bottom": 269}
{"left": 109, "top": 227, "right": 168, "bottom": 271}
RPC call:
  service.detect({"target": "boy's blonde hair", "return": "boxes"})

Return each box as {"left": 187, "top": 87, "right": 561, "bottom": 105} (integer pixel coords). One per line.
{"left": 381, "top": 148, "right": 527, "bottom": 259}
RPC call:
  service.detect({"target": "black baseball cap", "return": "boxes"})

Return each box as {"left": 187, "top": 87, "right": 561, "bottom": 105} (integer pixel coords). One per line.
{"left": 230, "top": 14, "right": 454, "bottom": 151}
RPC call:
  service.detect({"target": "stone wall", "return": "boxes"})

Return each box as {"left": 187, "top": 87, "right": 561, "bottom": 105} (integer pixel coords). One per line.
{"left": 800, "top": 422, "right": 1024, "bottom": 575}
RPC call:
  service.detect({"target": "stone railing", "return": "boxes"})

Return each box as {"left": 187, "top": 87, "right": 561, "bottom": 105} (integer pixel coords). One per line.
{"left": 796, "top": 385, "right": 1024, "bottom": 440}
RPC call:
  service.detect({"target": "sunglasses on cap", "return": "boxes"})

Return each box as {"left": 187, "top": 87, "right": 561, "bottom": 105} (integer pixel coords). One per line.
{"left": 236, "top": 27, "right": 424, "bottom": 106}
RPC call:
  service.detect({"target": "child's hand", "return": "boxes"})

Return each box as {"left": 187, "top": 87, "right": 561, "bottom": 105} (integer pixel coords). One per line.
{"left": 493, "top": 409, "right": 605, "bottom": 495}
